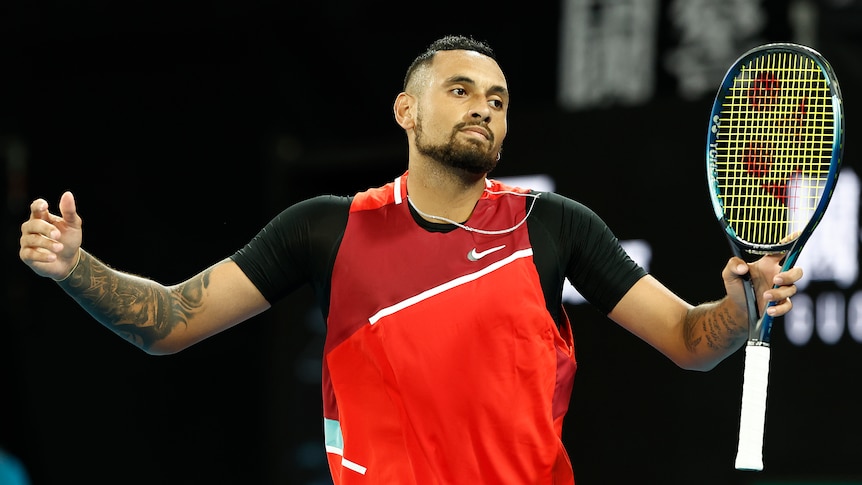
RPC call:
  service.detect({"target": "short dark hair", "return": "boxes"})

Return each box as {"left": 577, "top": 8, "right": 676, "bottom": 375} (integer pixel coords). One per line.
{"left": 403, "top": 35, "right": 497, "bottom": 90}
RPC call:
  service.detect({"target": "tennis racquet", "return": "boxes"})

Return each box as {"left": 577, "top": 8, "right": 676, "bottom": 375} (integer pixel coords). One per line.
{"left": 705, "top": 42, "right": 844, "bottom": 471}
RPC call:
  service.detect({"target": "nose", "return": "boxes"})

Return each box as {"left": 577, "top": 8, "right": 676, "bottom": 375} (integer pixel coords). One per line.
{"left": 469, "top": 101, "right": 491, "bottom": 123}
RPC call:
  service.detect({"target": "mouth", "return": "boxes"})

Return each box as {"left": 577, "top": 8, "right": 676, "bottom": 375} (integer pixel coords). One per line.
{"left": 461, "top": 126, "right": 491, "bottom": 141}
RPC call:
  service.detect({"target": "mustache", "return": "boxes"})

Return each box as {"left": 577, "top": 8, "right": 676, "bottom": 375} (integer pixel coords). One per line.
{"left": 454, "top": 121, "right": 494, "bottom": 142}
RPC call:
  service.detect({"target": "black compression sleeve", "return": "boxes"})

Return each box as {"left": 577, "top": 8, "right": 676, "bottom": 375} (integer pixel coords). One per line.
{"left": 528, "top": 192, "right": 647, "bottom": 316}
{"left": 230, "top": 195, "right": 351, "bottom": 309}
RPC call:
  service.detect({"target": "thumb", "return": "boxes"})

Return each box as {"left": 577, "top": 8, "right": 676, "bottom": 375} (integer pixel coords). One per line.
{"left": 57, "top": 191, "right": 81, "bottom": 228}
{"left": 725, "top": 256, "right": 750, "bottom": 280}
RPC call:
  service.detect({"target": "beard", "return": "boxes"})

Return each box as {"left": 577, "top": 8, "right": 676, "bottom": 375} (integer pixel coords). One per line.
{"left": 414, "top": 118, "right": 499, "bottom": 175}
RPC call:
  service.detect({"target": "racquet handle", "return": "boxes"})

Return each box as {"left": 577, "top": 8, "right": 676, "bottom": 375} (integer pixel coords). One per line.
{"left": 735, "top": 344, "right": 771, "bottom": 471}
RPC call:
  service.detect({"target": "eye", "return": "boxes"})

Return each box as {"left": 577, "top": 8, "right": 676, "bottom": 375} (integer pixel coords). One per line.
{"left": 452, "top": 87, "right": 467, "bottom": 96}
{"left": 489, "top": 99, "right": 504, "bottom": 109}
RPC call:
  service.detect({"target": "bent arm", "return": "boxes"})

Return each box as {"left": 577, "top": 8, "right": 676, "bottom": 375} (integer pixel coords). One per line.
{"left": 57, "top": 250, "right": 270, "bottom": 355}
{"left": 609, "top": 276, "right": 746, "bottom": 371}
{"left": 609, "top": 256, "right": 799, "bottom": 372}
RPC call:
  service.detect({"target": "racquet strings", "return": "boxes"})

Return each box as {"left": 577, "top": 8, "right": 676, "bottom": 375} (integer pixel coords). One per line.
{"left": 714, "top": 51, "right": 835, "bottom": 251}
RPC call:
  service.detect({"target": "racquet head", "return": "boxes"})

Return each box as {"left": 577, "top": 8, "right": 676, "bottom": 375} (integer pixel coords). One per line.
{"left": 706, "top": 43, "right": 844, "bottom": 264}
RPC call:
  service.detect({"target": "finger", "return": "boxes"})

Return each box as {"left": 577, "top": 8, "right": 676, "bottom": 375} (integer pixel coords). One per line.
{"left": 727, "top": 256, "right": 749, "bottom": 277}
{"left": 765, "top": 283, "right": 797, "bottom": 303}
{"left": 759, "top": 251, "right": 786, "bottom": 265}
{"left": 19, "top": 245, "right": 60, "bottom": 263}
{"left": 29, "top": 198, "right": 51, "bottom": 221}
{"left": 21, "top": 210, "right": 61, "bottom": 241}
{"left": 767, "top": 296, "right": 792, "bottom": 317}
{"left": 19, "top": 230, "right": 63, "bottom": 254}
{"left": 58, "top": 191, "right": 79, "bottom": 226}
{"left": 780, "top": 231, "right": 801, "bottom": 244}
{"left": 774, "top": 266, "right": 803, "bottom": 286}
{"left": 19, "top": 231, "right": 62, "bottom": 272}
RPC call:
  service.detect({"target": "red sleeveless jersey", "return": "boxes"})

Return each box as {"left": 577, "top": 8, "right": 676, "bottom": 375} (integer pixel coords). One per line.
{"left": 322, "top": 172, "right": 577, "bottom": 484}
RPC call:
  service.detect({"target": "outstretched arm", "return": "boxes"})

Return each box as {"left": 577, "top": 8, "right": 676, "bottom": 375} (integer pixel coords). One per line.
{"left": 19, "top": 192, "right": 270, "bottom": 354}
{"left": 609, "top": 254, "right": 801, "bottom": 371}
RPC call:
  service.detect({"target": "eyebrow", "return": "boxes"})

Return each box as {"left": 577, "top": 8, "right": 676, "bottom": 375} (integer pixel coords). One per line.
{"left": 445, "top": 75, "right": 509, "bottom": 98}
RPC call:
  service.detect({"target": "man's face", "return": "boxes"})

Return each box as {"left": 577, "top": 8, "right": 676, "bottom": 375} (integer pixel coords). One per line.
{"left": 410, "top": 50, "right": 509, "bottom": 175}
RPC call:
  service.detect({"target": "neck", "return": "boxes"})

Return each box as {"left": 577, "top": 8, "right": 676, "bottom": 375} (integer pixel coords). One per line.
{"left": 406, "top": 159, "right": 487, "bottom": 223}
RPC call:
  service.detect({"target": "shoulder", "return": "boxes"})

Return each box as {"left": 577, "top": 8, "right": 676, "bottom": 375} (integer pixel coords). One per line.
{"left": 270, "top": 194, "right": 352, "bottom": 225}
{"left": 530, "top": 191, "right": 601, "bottom": 225}
{"left": 351, "top": 178, "right": 401, "bottom": 212}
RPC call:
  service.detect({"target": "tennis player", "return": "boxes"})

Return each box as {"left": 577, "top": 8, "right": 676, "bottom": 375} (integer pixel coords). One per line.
{"left": 18, "top": 35, "right": 800, "bottom": 484}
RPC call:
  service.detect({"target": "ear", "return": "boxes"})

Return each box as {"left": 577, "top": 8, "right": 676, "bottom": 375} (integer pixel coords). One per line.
{"left": 393, "top": 92, "right": 415, "bottom": 129}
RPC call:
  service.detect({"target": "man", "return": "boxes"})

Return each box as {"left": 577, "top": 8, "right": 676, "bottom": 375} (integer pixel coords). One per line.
{"left": 19, "top": 35, "right": 799, "bottom": 484}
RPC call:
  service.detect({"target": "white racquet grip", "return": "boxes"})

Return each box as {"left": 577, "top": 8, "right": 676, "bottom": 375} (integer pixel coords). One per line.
{"left": 735, "top": 344, "right": 771, "bottom": 471}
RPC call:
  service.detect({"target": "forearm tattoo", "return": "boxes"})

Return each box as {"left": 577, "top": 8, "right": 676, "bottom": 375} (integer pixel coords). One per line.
{"left": 57, "top": 251, "right": 210, "bottom": 350}
{"left": 684, "top": 301, "right": 748, "bottom": 354}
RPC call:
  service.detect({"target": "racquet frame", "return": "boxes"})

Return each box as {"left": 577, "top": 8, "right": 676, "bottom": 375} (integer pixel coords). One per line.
{"left": 705, "top": 42, "right": 844, "bottom": 471}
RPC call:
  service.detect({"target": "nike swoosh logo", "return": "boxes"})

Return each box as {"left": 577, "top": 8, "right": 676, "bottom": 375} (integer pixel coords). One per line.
{"left": 467, "top": 245, "right": 507, "bottom": 261}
